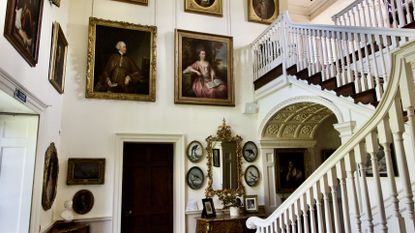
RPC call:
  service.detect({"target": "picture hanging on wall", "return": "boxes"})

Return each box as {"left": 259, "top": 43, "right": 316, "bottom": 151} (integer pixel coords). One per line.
{"left": 175, "top": 29, "right": 234, "bottom": 106}
{"left": 112, "top": 0, "right": 148, "bottom": 5}
{"left": 48, "top": 22, "right": 68, "bottom": 94}
{"left": 184, "top": 0, "right": 222, "bottom": 16}
{"left": 86, "top": 17, "right": 157, "bottom": 101}
{"left": 275, "top": 149, "right": 306, "bottom": 193}
{"left": 41, "top": 142, "right": 59, "bottom": 210}
{"left": 67, "top": 158, "right": 106, "bottom": 185}
{"left": 4, "top": 0, "right": 45, "bottom": 66}
{"left": 247, "top": 0, "right": 279, "bottom": 24}
{"left": 49, "top": 0, "right": 60, "bottom": 7}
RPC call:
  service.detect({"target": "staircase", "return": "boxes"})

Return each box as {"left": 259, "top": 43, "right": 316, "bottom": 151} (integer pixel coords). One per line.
{"left": 247, "top": 5, "right": 415, "bottom": 233}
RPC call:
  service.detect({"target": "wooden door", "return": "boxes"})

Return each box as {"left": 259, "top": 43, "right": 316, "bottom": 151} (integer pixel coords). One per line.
{"left": 121, "top": 143, "right": 173, "bottom": 233}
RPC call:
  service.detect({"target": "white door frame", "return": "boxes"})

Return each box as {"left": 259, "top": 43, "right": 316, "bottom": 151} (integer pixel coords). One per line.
{"left": 113, "top": 133, "right": 186, "bottom": 233}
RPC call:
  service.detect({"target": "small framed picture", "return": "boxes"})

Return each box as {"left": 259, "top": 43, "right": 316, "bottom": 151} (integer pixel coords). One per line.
{"left": 244, "top": 195, "right": 258, "bottom": 213}
{"left": 212, "top": 148, "right": 220, "bottom": 167}
{"left": 244, "top": 165, "right": 260, "bottom": 187}
{"left": 67, "top": 158, "right": 105, "bottom": 185}
{"left": 187, "top": 140, "right": 204, "bottom": 162}
{"left": 112, "top": 0, "right": 148, "bottom": 5}
{"left": 184, "top": 0, "right": 222, "bottom": 16}
{"left": 186, "top": 166, "right": 204, "bottom": 190}
{"left": 201, "top": 198, "right": 216, "bottom": 218}
{"left": 243, "top": 141, "right": 258, "bottom": 162}
{"left": 48, "top": 22, "right": 68, "bottom": 94}
{"left": 72, "top": 189, "right": 94, "bottom": 214}
{"left": 247, "top": 0, "right": 279, "bottom": 24}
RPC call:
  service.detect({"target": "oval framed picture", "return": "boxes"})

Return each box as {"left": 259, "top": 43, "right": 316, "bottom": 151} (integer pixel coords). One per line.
{"left": 244, "top": 165, "right": 260, "bottom": 187}
{"left": 187, "top": 140, "right": 204, "bottom": 162}
{"left": 243, "top": 141, "right": 258, "bottom": 162}
{"left": 73, "top": 189, "right": 95, "bottom": 214}
{"left": 186, "top": 166, "right": 204, "bottom": 190}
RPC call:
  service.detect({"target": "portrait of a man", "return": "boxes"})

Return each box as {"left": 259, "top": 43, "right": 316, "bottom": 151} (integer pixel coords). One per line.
{"left": 86, "top": 18, "right": 157, "bottom": 101}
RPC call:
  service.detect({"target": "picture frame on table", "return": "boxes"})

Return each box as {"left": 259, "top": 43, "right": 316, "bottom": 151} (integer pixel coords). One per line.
{"left": 201, "top": 198, "right": 216, "bottom": 218}
{"left": 175, "top": 29, "right": 234, "bottom": 106}
{"left": 48, "top": 22, "right": 68, "bottom": 94}
{"left": 4, "top": 0, "right": 45, "bottom": 66}
{"left": 86, "top": 17, "right": 157, "bottom": 101}
{"left": 67, "top": 158, "right": 106, "bottom": 185}
{"left": 247, "top": 0, "right": 279, "bottom": 24}
{"left": 184, "top": 0, "right": 222, "bottom": 16}
{"left": 244, "top": 195, "right": 258, "bottom": 213}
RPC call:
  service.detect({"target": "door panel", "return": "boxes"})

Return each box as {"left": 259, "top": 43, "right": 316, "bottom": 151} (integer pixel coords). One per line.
{"left": 121, "top": 143, "right": 173, "bottom": 233}
{"left": 0, "top": 114, "right": 38, "bottom": 233}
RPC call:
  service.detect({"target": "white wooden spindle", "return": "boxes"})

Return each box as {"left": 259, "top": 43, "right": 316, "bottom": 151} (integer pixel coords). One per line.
{"left": 321, "top": 175, "right": 334, "bottom": 233}
{"left": 328, "top": 168, "right": 342, "bottom": 233}
{"left": 365, "top": 131, "right": 388, "bottom": 233}
{"left": 290, "top": 205, "right": 297, "bottom": 233}
{"left": 336, "top": 160, "right": 352, "bottom": 233}
{"left": 344, "top": 152, "right": 362, "bottom": 233}
{"left": 301, "top": 194, "right": 309, "bottom": 233}
{"left": 313, "top": 182, "right": 324, "bottom": 233}
{"left": 307, "top": 189, "right": 317, "bottom": 233}
{"left": 342, "top": 31, "right": 353, "bottom": 84}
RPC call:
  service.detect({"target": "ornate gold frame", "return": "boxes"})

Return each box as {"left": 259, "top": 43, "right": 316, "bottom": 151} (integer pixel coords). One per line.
{"left": 205, "top": 120, "right": 245, "bottom": 201}
{"left": 48, "top": 22, "right": 68, "bottom": 94}
{"left": 175, "top": 29, "right": 234, "bottom": 106}
{"left": 112, "top": 0, "right": 148, "bottom": 5}
{"left": 86, "top": 17, "right": 157, "bottom": 101}
{"left": 184, "top": 0, "right": 222, "bottom": 16}
{"left": 247, "top": 0, "right": 279, "bottom": 24}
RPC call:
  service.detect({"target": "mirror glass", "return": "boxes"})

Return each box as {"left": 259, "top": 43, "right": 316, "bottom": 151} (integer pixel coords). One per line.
{"left": 205, "top": 120, "right": 245, "bottom": 199}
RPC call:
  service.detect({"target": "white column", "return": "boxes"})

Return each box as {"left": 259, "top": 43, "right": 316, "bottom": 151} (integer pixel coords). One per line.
{"left": 333, "top": 121, "right": 356, "bottom": 143}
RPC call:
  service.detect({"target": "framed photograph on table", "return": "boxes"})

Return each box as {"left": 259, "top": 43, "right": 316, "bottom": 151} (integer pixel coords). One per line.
{"left": 244, "top": 195, "right": 258, "bottom": 213}
{"left": 185, "top": 0, "right": 222, "bottom": 16}
{"left": 201, "top": 198, "right": 216, "bottom": 218}
{"left": 86, "top": 17, "right": 157, "bottom": 101}
{"left": 4, "top": 0, "right": 45, "bottom": 66}
{"left": 48, "top": 22, "right": 68, "bottom": 94}
{"left": 67, "top": 158, "right": 105, "bottom": 185}
{"left": 175, "top": 29, "right": 234, "bottom": 106}
{"left": 248, "top": 0, "right": 279, "bottom": 24}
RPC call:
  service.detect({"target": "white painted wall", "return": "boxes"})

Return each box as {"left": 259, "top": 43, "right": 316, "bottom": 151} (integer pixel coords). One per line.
{"left": 0, "top": 0, "right": 69, "bottom": 232}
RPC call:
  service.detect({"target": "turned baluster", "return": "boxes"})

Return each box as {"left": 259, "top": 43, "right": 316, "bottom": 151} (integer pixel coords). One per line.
{"left": 336, "top": 160, "right": 351, "bottom": 233}
{"left": 321, "top": 175, "right": 334, "bottom": 233}
{"left": 344, "top": 151, "right": 362, "bottom": 233}
{"left": 313, "top": 182, "right": 324, "bottom": 233}
{"left": 307, "top": 188, "right": 317, "bottom": 233}
{"left": 300, "top": 194, "right": 309, "bottom": 233}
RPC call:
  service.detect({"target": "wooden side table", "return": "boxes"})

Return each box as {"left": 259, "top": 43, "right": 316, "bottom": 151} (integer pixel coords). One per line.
{"left": 48, "top": 221, "right": 89, "bottom": 233}
{"left": 196, "top": 214, "right": 259, "bottom": 233}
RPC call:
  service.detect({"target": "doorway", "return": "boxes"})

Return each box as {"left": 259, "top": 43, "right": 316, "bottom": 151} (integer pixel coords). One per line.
{"left": 0, "top": 114, "right": 39, "bottom": 233}
{"left": 121, "top": 142, "right": 173, "bottom": 233}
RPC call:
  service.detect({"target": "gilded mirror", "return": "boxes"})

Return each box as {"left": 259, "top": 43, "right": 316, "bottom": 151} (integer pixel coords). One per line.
{"left": 205, "top": 120, "right": 245, "bottom": 200}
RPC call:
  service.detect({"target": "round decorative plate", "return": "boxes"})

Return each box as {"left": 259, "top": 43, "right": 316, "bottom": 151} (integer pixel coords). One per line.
{"left": 243, "top": 141, "right": 258, "bottom": 162}
{"left": 186, "top": 166, "right": 204, "bottom": 190}
{"left": 244, "top": 165, "right": 260, "bottom": 187}
{"left": 187, "top": 140, "right": 204, "bottom": 162}
{"left": 73, "top": 189, "right": 94, "bottom": 214}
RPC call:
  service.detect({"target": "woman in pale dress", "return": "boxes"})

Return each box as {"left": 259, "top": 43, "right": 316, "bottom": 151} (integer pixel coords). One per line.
{"left": 183, "top": 49, "right": 227, "bottom": 99}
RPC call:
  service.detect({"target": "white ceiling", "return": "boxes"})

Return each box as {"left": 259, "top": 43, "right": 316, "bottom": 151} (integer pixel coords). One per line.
{"left": 288, "top": 0, "right": 339, "bottom": 20}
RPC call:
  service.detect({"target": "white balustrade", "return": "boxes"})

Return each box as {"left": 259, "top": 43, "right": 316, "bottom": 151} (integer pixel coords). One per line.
{"left": 247, "top": 39, "right": 415, "bottom": 233}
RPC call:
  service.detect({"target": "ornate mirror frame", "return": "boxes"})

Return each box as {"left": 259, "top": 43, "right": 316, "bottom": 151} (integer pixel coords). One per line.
{"left": 205, "top": 120, "right": 245, "bottom": 200}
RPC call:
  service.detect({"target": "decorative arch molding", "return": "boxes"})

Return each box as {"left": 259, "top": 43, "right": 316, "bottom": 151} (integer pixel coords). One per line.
{"left": 258, "top": 95, "right": 344, "bottom": 138}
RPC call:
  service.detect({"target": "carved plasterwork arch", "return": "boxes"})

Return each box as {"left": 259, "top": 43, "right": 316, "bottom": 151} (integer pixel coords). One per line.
{"left": 259, "top": 96, "right": 344, "bottom": 139}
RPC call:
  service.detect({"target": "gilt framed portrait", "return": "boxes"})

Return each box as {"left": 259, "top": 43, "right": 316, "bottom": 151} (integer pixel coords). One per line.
{"left": 112, "top": 0, "right": 148, "bottom": 5}
{"left": 41, "top": 142, "right": 59, "bottom": 210}
{"left": 4, "top": 0, "right": 45, "bottom": 66}
{"left": 185, "top": 0, "right": 222, "bottom": 16}
{"left": 86, "top": 17, "right": 157, "bottom": 101}
{"left": 248, "top": 0, "right": 279, "bottom": 24}
{"left": 67, "top": 158, "right": 105, "bottom": 185}
{"left": 48, "top": 22, "right": 68, "bottom": 94}
{"left": 175, "top": 29, "right": 234, "bottom": 106}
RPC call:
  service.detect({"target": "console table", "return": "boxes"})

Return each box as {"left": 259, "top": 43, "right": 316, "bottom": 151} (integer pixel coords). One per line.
{"left": 196, "top": 214, "right": 259, "bottom": 233}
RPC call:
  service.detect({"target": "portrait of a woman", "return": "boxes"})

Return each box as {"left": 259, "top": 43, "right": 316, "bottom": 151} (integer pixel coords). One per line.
{"left": 182, "top": 47, "right": 227, "bottom": 99}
